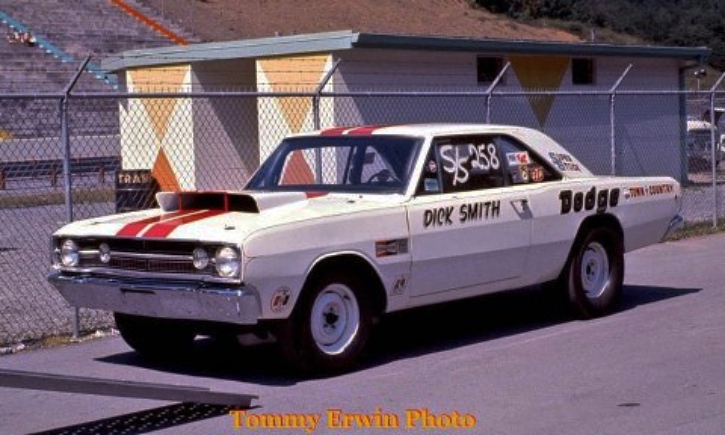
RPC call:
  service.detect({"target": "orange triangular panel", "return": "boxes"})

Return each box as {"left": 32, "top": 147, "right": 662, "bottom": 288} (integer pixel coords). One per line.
{"left": 281, "top": 151, "right": 315, "bottom": 185}
{"left": 510, "top": 56, "right": 569, "bottom": 127}
{"left": 152, "top": 147, "right": 181, "bottom": 191}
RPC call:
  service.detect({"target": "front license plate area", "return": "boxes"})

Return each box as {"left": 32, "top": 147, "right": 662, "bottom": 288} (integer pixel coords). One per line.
{"left": 120, "top": 288, "right": 162, "bottom": 316}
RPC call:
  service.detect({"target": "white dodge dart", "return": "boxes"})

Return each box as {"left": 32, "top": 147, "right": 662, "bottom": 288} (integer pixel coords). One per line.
{"left": 49, "top": 124, "right": 683, "bottom": 373}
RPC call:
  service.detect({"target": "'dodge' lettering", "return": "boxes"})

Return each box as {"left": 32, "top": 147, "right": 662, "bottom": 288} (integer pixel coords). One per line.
{"left": 559, "top": 187, "right": 619, "bottom": 214}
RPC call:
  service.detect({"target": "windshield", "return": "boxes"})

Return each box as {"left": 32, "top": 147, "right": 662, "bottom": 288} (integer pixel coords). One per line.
{"left": 246, "top": 135, "right": 423, "bottom": 194}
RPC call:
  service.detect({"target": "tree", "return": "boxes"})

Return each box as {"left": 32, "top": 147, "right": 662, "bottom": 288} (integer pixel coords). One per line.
{"left": 475, "top": 0, "right": 725, "bottom": 70}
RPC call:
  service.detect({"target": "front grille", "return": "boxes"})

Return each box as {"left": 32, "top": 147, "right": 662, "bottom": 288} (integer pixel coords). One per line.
{"left": 105, "top": 257, "right": 199, "bottom": 275}
{"left": 58, "top": 237, "right": 234, "bottom": 277}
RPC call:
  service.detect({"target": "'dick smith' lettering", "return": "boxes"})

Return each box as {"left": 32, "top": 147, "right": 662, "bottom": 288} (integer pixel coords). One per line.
{"left": 424, "top": 201, "right": 501, "bottom": 228}
{"left": 424, "top": 206, "right": 454, "bottom": 227}
{"left": 459, "top": 200, "right": 500, "bottom": 223}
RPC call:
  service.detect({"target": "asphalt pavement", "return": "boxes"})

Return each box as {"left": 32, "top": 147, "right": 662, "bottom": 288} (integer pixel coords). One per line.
{"left": 0, "top": 233, "right": 724, "bottom": 434}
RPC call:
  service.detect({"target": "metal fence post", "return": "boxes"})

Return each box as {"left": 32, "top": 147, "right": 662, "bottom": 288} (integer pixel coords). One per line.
{"left": 609, "top": 64, "right": 633, "bottom": 176}
{"left": 708, "top": 73, "right": 725, "bottom": 228}
{"left": 312, "top": 59, "right": 341, "bottom": 130}
{"left": 312, "top": 59, "right": 341, "bottom": 182}
{"left": 484, "top": 62, "right": 510, "bottom": 124}
{"left": 62, "top": 56, "right": 92, "bottom": 338}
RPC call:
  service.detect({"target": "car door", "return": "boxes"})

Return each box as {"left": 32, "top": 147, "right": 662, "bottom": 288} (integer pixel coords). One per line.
{"left": 406, "top": 134, "right": 534, "bottom": 298}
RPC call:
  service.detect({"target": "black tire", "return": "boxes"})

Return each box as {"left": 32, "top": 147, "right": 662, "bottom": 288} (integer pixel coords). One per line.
{"left": 114, "top": 313, "right": 196, "bottom": 359}
{"left": 277, "top": 271, "right": 373, "bottom": 374}
{"left": 564, "top": 227, "right": 624, "bottom": 319}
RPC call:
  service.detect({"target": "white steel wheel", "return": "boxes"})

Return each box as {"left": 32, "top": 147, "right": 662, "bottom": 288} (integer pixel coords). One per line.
{"left": 310, "top": 283, "right": 360, "bottom": 355}
{"left": 580, "top": 241, "right": 610, "bottom": 300}
{"left": 566, "top": 227, "right": 624, "bottom": 319}
{"left": 277, "top": 271, "right": 374, "bottom": 374}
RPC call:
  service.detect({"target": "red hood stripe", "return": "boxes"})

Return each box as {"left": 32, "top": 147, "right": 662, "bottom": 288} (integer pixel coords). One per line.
{"left": 304, "top": 191, "right": 328, "bottom": 199}
{"left": 319, "top": 125, "right": 384, "bottom": 136}
{"left": 320, "top": 126, "right": 350, "bottom": 136}
{"left": 347, "top": 125, "right": 383, "bottom": 135}
{"left": 142, "top": 209, "right": 227, "bottom": 238}
{"left": 116, "top": 210, "right": 191, "bottom": 237}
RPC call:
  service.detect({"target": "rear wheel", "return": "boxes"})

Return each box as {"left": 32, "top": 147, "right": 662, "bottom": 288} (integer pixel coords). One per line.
{"left": 278, "top": 272, "right": 373, "bottom": 374}
{"left": 564, "top": 227, "right": 624, "bottom": 318}
{"left": 114, "top": 313, "right": 196, "bottom": 358}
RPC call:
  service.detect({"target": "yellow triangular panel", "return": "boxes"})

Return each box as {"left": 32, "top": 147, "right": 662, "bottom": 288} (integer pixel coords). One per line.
{"left": 510, "top": 56, "right": 569, "bottom": 126}
{"left": 260, "top": 55, "right": 329, "bottom": 133}
{"left": 129, "top": 66, "right": 188, "bottom": 141}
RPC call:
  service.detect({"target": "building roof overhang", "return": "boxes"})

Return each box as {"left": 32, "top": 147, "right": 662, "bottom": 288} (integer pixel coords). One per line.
{"left": 102, "top": 30, "right": 710, "bottom": 72}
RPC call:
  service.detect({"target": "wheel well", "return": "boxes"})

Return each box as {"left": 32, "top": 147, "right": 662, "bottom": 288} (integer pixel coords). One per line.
{"left": 555, "top": 213, "right": 624, "bottom": 283}
{"left": 570, "top": 214, "right": 624, "bottom": 258}
{"left": 304, "top": 254, "right": 387, "bottom": 317}
{"left": 577, "top": 213, "right": 623, "bottom": 242}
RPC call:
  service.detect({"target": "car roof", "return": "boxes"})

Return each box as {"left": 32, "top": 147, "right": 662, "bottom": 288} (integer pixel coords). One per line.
{"left": 289, "top": 123, "right": 593, "bottom": 178}
{"left": 292, "top": 123, "right": 539, "bottom": 138}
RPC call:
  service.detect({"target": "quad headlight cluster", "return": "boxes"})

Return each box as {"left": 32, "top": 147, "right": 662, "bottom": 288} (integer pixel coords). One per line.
{"left": 214, "top": 246, "right": 241, "bottom": 278}
{"left": 53, "top": 238, "right": 242, "bottom": 279}
{"left": 191, "top": 246, "right": 240, "bottom": 277}
{"left": 59, "top": 239, "right": 79, "bottom": 267}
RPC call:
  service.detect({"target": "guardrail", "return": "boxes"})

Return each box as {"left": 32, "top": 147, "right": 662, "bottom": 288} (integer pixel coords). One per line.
{"left": 0, "top": 156, "right": 118, "bottom": 189}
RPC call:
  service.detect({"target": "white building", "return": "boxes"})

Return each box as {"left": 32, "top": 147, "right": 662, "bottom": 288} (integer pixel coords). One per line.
{"left": 103, "top": 30, "right": 708, "bottom": 190}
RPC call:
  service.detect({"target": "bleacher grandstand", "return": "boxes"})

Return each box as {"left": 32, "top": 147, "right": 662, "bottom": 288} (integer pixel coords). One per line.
{"left": 0, "top": 0, "right": 196, "bottom": 94}
{"left": 0, "top": 0, "right": 197, "bottom": 178}
{"left": 0, "top": 0, "right": 197, "bottom": 135}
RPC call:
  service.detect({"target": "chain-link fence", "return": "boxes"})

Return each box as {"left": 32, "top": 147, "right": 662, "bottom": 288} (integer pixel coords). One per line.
{"left": 2, "top": 87, "right": 725, "bottom": 347}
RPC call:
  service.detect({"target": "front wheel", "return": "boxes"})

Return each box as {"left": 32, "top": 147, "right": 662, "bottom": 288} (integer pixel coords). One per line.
{"left": 114, "top": 313, "right": 196, "bottom": 359}
{"left": 278, "top": 272, "right": 373, "bottom": 374}
{"left": 565, "top": 227, "right": 624, "bottom": 319}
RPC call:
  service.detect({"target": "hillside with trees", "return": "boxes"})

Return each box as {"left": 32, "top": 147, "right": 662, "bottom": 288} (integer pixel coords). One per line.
{"left": 477, "top": 0, "right": 725, "bottom": 69}
{"left": 138, "top": 0, "right": 580, "bottom": 43}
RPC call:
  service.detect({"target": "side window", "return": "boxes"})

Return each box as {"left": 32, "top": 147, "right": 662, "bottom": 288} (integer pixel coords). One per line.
{"left": 493, "top": 136, "right": 560, "bottom": 185}
{"left": 436, "top": 135, "right": 505, "bottom": 194}
{"left": 416, "top": 146, "right": 443, "bottom": 195}
{"left": 415, "top": 134, "right": 560, "bottom": 196}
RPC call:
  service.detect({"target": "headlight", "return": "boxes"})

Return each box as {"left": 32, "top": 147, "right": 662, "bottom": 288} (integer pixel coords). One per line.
{"left": 99, "top": 243, "right": 111, "bottom": 264}
{"left": 192, "top": 247, "right": 209, "bottom": 270}
{"left": 215, "top": 246, "right": 240, "bottom": 278}
{"left": 60, "top": 239, "right": 79, "bottom": 267}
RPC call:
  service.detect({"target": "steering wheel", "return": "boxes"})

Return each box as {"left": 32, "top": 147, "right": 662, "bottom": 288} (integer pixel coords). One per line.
{"left": 366, "top": 169, "right": 400, "bottom": 184}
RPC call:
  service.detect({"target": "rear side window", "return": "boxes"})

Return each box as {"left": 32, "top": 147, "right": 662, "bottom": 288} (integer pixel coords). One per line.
{"left": 415, "top": 134, "right": 559, "bottom": 196}
{"left": 429, "top": 135, "right": 506, "bottom": 194}
{"left": 492, "top": 135, "right": 560, "bottom": 185}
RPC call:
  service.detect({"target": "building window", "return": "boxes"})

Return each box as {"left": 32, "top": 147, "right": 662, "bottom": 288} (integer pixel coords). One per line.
{"left": 572, "top": 58, "right": 595, "bottom": 85}
{"left": 477, "top": 57, "right": 505, "bottom": 85}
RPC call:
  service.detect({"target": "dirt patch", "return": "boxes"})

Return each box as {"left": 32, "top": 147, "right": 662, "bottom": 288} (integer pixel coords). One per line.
{"left": 139, "top": 0, "right": 581, "bottom": 43}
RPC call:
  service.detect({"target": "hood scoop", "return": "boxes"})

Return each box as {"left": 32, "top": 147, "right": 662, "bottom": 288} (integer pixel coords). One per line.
{"left": 155, "top": 191, "right": 323, "bottom": 213}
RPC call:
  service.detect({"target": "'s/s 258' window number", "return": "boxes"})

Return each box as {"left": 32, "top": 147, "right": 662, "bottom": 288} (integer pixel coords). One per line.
{"left": 440, "top": 143, "right": 500, "bottom": 186}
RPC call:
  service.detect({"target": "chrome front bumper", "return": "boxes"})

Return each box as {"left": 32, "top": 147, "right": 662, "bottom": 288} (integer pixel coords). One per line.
{"left": 48, "top": 273, "right": 261, "bottom": 325}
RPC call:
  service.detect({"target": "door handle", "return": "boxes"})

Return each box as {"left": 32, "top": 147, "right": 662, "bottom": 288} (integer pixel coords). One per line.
{"left": 512, "top": 198, "right": 529, "bottom": 207}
